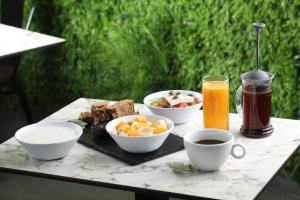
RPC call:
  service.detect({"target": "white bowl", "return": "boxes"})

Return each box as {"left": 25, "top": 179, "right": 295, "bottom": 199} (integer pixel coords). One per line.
{"left": 106, "top": 115, "right": 174, "bottom": 153}
{"left": 143, "top": 90, "right": 203, "bottom": 124}
{"left": 15, "top": 121, "right": 82, "bottom": 160}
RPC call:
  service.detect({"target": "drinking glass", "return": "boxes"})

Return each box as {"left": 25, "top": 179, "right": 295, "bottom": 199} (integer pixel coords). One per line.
{"left": 202, "top": 75, "right": 229, "bottom": 130}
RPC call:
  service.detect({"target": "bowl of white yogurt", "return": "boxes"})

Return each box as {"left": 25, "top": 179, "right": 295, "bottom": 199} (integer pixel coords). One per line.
{"left": 15, "top": 121, "right": 82, "bottom": 160}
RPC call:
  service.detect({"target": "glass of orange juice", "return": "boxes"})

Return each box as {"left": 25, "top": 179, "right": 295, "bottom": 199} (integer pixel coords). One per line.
{"left": 202, "top": 75, "right": 229, "bottom": 130}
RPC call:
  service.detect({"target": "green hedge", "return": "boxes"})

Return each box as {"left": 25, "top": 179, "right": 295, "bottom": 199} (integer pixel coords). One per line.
{"left": 16, "top": 0, "right": 300, "bottom": 183}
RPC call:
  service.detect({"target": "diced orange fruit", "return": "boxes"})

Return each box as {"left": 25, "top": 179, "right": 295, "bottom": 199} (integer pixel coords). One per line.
{"left": 137, "top": 127, "right": 153, "bottom": 135}
{"left": 152, "top": 121, "right": 159, "bottom": 128}
{"left": 152, "top": 120, "right": 167, "bottom": 129}
{"left": 125, "top": 127, "right": 135, "bottom": 134}
{"left": 134, "top": 122, "right": 148, "bottom": 129}
{"left": 124, "top": 127, "right": 134, "bottom": 133}
{"left": 126, "top": 127, "right": 140, "bottom": 137}
{"left": 128, "top": 132, "right": 140, "bottom": 137}
{"left": 154, "top": 127, "right": 167, "bottom": 134}
{"left": 115, "top": 116, "right": 168, "bottom": 136}
{"left": 121, "top": 125, "right": 131, "bottom": 132}
{"left": 134, "top": 116, "right": 148, "bottom": 123}
{"left": 116, "top": 121, "right": 127, "bottom": 130}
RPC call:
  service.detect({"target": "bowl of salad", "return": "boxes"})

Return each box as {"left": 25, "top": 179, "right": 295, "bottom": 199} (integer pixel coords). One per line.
{"left": 143, "top": 90, "right": 202, "bottom": 124}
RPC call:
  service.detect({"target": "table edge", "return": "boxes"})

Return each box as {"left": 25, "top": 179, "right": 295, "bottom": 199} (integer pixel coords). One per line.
{"left": 0, "top": 166, "right": 216, "bottom": 200}
{"left": 253, "top": 144, "right": 300, "bottom": 200}
{"left": 0, "top": 39, "right": 65, "bottom": 59}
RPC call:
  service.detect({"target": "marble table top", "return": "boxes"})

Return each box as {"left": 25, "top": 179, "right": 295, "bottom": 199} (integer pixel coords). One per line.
{"left": 0, "top": 98, "right": 299, "bottom": 200}
{"left": 0, "top": 24, "right": 65, "bottom": 58}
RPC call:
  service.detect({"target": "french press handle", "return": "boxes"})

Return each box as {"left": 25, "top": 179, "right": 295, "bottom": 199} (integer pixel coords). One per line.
{"left": 235, "top": 86, "right": 243, "bottom": 118}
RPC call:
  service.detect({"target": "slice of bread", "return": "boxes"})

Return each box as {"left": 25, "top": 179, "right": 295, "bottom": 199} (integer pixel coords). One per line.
{"left": 79, "top": 112, "right": 94, "bottom": 123}
{"left": 79, "top": 99, "right": 137, "bottom": 125}
{"left": 91, "top": 101, "right": 109, "bottom": 114}
{"left": 107, "top": 99, "right": 136, "bottom": 119}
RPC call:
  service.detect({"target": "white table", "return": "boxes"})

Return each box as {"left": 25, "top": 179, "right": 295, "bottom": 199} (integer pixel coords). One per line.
{"left": 0, "top": 98, "right": 299, "bottom": 200}
{"left": 0, "top": 24, "right": 65, "bottom": 58}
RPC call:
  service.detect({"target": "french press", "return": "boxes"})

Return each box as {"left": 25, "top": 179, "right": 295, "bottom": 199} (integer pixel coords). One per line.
{"left": 235, "top": 23, "right": 274, "bottom": 138}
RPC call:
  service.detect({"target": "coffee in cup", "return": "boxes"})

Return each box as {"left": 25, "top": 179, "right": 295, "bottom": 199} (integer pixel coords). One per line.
{"left": 184, "top": 129, "right": 246, "bottom": 171}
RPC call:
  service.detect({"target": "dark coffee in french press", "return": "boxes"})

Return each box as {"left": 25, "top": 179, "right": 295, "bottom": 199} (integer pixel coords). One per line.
{"left": 235, "top": 23, "right": 274, "bottom": 138}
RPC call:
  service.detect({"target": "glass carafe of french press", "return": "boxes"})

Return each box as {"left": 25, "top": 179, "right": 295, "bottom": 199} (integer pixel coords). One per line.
{"left": 235, "top": 23, "right": 274, "bottom": 138}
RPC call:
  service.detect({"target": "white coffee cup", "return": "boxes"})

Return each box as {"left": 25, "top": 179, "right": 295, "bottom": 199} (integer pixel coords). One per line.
{"left": 184, "top": 129, "right": 246, "bottom": 171}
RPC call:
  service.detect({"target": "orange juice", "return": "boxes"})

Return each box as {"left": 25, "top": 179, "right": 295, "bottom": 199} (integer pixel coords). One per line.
{"left": 202, "top": 76, "right": 229, "bottom": 130}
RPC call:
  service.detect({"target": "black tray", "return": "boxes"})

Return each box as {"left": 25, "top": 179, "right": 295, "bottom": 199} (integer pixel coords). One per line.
{"left": 78, "top": 126, "right": 184, "bottom": 165}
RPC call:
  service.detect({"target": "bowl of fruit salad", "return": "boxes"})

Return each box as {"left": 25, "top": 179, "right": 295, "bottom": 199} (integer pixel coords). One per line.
{"left": 143, "top": 90, "right": 202, "bottom": 124}
{"left": 106, "top": 115, "right": 174, "bottom": 153}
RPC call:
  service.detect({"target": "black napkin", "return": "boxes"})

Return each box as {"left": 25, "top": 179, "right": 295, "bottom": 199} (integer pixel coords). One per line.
{"left": 78, "top": 126, "right": 184, "bottom": 165}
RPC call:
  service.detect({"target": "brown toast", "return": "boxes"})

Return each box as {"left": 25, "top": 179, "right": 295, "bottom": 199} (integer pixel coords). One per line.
{"left": 91, "top": 101, "right": 109, "bottom": 114}
{"left": 107, "top": 99, "right": 136, "bottom": 119}
{"left": 79, "top": 112, "right": 94, "bottom": 123}
{"left": 93, "top": 108, "right": 111, "bottom": 123}
{"left": 79, "top": 99, "right": 137, "bottom": 126}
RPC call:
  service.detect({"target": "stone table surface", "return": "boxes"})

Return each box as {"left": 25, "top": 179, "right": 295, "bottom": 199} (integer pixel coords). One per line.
{"left": 0, "top": 24, "right": 65, "bottom": 58}
{"left": 0, "top": 98, "right": 299, "bottom": 200}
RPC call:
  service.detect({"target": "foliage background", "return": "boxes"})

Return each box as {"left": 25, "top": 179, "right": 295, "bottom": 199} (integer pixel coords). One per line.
{"left": 5, "top": 0, "right": 300, "bottom": 183}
